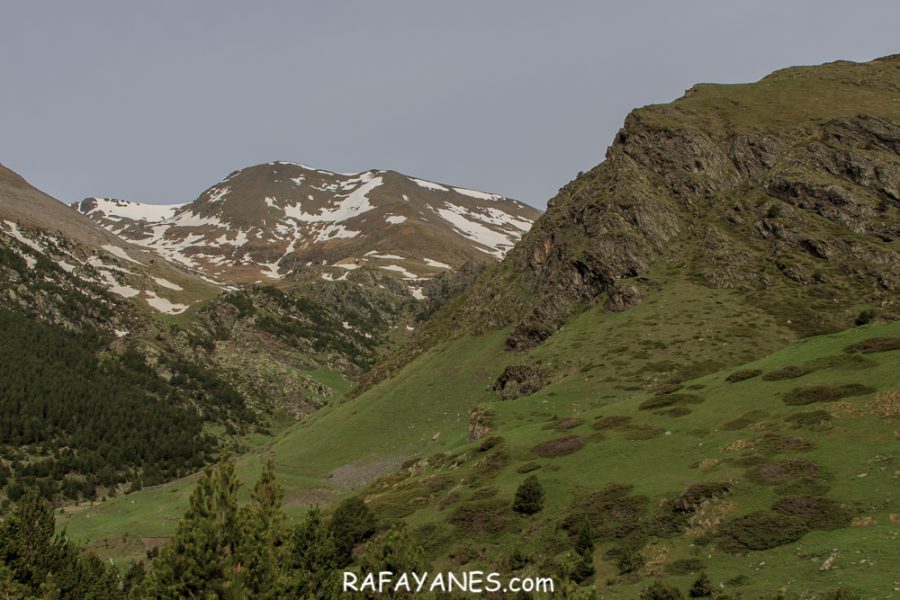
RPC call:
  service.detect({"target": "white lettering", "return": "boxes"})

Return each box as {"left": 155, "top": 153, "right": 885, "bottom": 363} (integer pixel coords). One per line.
{"left": 342, "top": 572, "right": 358, "bottom": 592}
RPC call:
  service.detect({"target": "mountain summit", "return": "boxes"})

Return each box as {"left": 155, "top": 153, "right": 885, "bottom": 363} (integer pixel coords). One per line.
{"left": 73, "top": 162, "right": 540, "bottom": 285}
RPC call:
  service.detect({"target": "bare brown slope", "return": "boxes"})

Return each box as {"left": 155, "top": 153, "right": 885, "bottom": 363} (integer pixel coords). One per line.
{"left": 0, "top": 163, "right": 216, "bottom": 309}
{"left": 74, "top": 163, "right": 541, "bottom": 284}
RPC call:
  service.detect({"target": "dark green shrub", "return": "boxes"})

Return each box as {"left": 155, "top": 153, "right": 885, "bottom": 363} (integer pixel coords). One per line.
{"left": 757, "top": 434, "right": 814, "bottom": 453}
{"left": 533, "top": 436, "right": 583, "bottom": 457}
{"left": 478, "top": 436, "right": 503, "bottom": 452}
{"left": 726, "top": 369, "right": 763, "bottom": 383}
{"left": 570, "top": 551, "right": 595, "bottom": 584}
{"left": 762, "top": 365, "right": 814, "bottom": 381}
{"left": 448, "top": 498, "right": 509, "bottom": 534}
{"left": 784, "top": 410, "right": 832, "bottom": 429}
{"left": 612, "top": 546, "right": 644, "bottom": 574}
{"left": 641, "top": 581, "right": 684, "bottom": 600}
{"left": 592, "top": 415, "right": 631, "bottom": 430}
{"left": 722, "top": 417, "right": 754, "bottom": 430}
{"left": 624, "top": 425, "right": 665, "bottom": 440}
{"left": 855, "top": 310, "right": 877, "bottom": 326}
{"left": 658, "top": 406, "right": 692, "bottom": 417}
{"left": 747, "top": 459, "right": 820, "bottom": 485}
{"left": 771, "top": 495, "right": 852, "bottom": 530}
{"left": 666, "top": 558, "right": 704, "bottom": 575}
{"left": 516, "top": 462, "right": 541, "bottom": 474}
{"left": 689, "top": 572, "right": 712, "bottom": 597}
{"left": 672, "top": 482, "right": 731, "bottom": 513}
{"left": 561, "top": 484, "right": 648, "bottom": 542}
{"left": 718, "top": 510, "right": 808, "bottom": 551}
{"left": 783, "top": 383, "right": 875, "bottom": 405}
{"left": 508, "top": 548, "right": 530, "bottom": 571}
{"left": 512, "top": 476, "right": 545, "bottom": 515}
{"left": 329, "top": 496, "right": 376, "bottom": 566}
{"left": 639, "top": 393, "right": 703, "bottom": 410}
{"left": 843, "top": 337, "right": 900, "bottom": 354}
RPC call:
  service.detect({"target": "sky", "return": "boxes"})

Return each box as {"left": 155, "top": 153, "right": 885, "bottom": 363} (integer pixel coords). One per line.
{"left": 1, "top": 1, "right": 898, "bottom": 209}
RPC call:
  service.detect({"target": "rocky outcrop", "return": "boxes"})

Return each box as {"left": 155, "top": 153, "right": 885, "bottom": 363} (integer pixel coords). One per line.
{"left": 434, "top": 55, "right": 900, "bottom": 351}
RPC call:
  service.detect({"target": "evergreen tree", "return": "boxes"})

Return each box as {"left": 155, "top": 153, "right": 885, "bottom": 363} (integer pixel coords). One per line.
{"left": 0, "top": 488, "right": 56, "bottom": 592}
{"left": 148, "top": 459, "right": 244, "bottom": 598}
{"left": 359, "top": 523, "right": 427, "bottom": 575}
{"left": 512, "top": 476, "right": 544, "bottom": 515}
{"left": 570, "top": 551, "right": 595, "bottom": 584}
{"left": 358, "top": 524, "right": 428, "bottom": 599}
{"left": 0, "top": 488, "right": 120, "bottom": 599}
{"left": 689, "top": 571, "right": 711, "bottom": 597}
{"left": 282, "top": 507, "right": 340, "bottom": 599}
{"left": 239, "top": 457, "right": 286, "bottom": 598}
{"left": 122, "top": 561, "right": 146, "bottom": 599}
{"left": 641, "top": 581, "right": 684, "bottom": 600}
{"left": 574, "top": 520, "right": 594, "bottom": 556}
{"left": 329, "top": 497, "right": 376, "bottom": 567}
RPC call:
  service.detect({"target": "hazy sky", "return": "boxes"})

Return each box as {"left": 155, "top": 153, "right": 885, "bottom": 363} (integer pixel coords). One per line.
{"left": 2, "top": 1, "right": 898, "bottom": 209}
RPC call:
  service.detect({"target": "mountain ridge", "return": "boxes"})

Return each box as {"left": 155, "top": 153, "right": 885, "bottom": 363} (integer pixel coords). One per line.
{"left": 73, "top": 162, "right": 541, "bottom": 286}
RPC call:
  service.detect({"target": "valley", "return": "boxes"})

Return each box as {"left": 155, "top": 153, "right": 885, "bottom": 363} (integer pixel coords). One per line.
{"left": 1, "top": 53, "right": 899, "bottom": 598}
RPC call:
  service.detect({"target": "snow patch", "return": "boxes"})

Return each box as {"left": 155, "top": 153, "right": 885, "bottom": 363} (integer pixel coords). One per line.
{"left": 379, "top": 264, "right": 419, "bottom": 279}
{"left": 144, "top": 290, "right": 189, "bottom": 314}
{"left": 435, "top": 204, "right": 524, "bottom": 258}
{"left": 151, "top": 276, "right": 183, "bottom": 291}
{"left": 423, "top": 258, "right": 451, "bottom": 269}
{"left": 206, "top": 186, "right": 230, "bottom": 204}
{"left": 385, "top": 215, "right": 407, "bottom": 225}
{"left": 452, "top": 187, "right": 504, "bottom": 201}
{"left": 78, "top": 198, "right": 184, "bottom": 221}
{"left": 98, "top": 270, "right": 140, "bottom": 298}
{"left": 410, "top": 177, "right": 449, "bottom": 192}
{"left": 3, "top": 221, "right": 45, "bottom": 253}
{"left": 102, "top": 244, "right": 141, "bottom": 264}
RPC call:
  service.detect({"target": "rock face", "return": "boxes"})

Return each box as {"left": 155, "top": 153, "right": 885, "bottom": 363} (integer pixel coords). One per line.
{"left": 73, "top": 163, "right": 541, "bottom": 286}
{"left": 443, "top": 55, "right": 900, "bottom": 349}
{"left": 356, "top": 55, "right": 900, "bottom": 394}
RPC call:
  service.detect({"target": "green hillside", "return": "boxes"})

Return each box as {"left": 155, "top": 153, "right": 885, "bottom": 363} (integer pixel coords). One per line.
{"left": 30, "top": 54, "right": 900, "bottom": 597}
{"left": 61, "top": 303, "right": 899, "bottom": 597}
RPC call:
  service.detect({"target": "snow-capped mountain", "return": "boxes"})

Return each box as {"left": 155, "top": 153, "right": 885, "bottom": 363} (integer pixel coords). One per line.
{"left": 0, "top": 163, "right": 213, "bottom": 320}
{"left": 73, "top": 162, "right": 541, "bottom": 284}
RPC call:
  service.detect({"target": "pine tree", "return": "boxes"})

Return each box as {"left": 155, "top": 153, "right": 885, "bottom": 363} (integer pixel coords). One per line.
{"left": 574, "top": 520, "right": 594, "bottom": 556}
{"left": 689, "top": 571, "right": 711, "bottom": 597}
{"left": 148, "top": 459, "right": 244, "bottom": 598}
{"left": 282, "top": 507, "right": 340, "bottom": 599}
{"left": 357, "top": 524, "right": 428, "bottom": 599}
{"left": 570, "top": 550, "right": 595, "bottom": 584}
{"left": 329, "top": 496, "right": 376, "bottom": 567}
{"left": 0, "top": 488, "right": 56, "bottom": 592}
{"left": 239, "top": 457, "right": 286, "bottom": 598}
{"left": 641, "top": 581, "right": 684, "bottom": 600}
{"left": 512, "top": 475, "right": 544, "bottom": 515}
{"left": 358, "top": 523, "right": 427, "bottom": 577}
{"left": 0, "top": 488, "right": 120, "bottom": 599}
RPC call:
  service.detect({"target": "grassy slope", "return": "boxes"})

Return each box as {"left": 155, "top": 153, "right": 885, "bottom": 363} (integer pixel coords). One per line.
{"left": 60, "top": 57, "right": 900, "bottom": 594}
{"left": 63, "top": 281, "right": 898, "bottom": 597}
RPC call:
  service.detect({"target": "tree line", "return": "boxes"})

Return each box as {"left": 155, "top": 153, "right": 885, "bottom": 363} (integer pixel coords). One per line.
{"left": 0, "top": 309, "right": 253, "bottom": 504}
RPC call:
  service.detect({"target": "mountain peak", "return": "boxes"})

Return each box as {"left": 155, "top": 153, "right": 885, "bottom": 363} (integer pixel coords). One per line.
{"left": 74, "top": 162, "right": 541, "bottom": 285}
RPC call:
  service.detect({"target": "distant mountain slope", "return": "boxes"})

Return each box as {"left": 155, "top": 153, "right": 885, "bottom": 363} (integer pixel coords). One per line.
{"left": 44, "top": 56, "right": 900, "bottom": 597}
{"left": 0, "top": 163, "right": 215, "bottom": 323}
{"left": 73, "top": 163, "right": 541, "bottom": 286}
